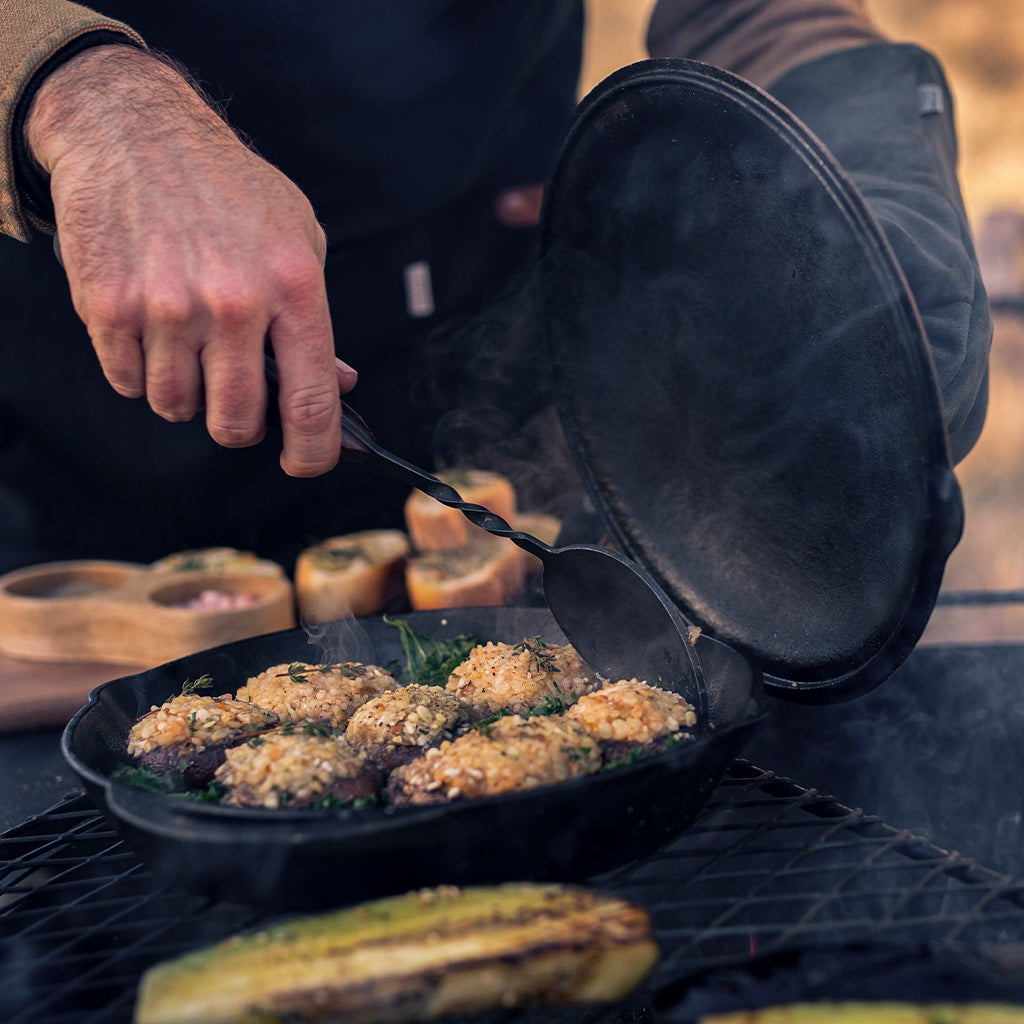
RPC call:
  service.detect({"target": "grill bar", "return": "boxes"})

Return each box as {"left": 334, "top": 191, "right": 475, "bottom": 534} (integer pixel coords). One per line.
{"left": 5, "top": 761, "right": 1024, "bottom": 1024}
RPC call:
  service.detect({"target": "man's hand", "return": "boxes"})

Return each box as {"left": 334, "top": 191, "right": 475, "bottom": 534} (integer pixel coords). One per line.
{"left": 25, "top": 44, "right": 354, "bottom": 477}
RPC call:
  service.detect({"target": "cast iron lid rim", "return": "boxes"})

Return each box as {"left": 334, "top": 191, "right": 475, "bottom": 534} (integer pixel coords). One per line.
{"left": 536, "top": 57, "right": 963, "bottom": 704}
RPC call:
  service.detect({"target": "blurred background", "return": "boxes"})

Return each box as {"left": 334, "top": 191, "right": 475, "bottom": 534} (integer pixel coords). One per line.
{"left": 582, "top": 0, "right": 1024, "bottom": 641}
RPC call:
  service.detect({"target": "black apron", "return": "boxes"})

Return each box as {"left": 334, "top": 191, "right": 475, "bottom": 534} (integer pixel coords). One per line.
{"left": 0, "top": 2, "right": 584, "bottom": 573}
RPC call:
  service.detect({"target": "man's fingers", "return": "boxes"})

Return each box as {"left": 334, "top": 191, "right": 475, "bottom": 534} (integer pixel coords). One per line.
{"left": 201, "top": 341, "right": 269, "bottom": 448}
{"left": 335, "top": 357, "right": 358, "bottom": 395}
{"left": 270, "top": 300, "right": 343, "bottom": 478}
{"left": 276, "top": 374, "right": 343, "bottom": 476}
{"left": 197, "top": 290, "right": 272, "bottom": 447}
{"left": 91, "top": 330, "right": 147, "bottom": 398}
{"left": 32, "top": 43, "right": 344, "bottom": 471}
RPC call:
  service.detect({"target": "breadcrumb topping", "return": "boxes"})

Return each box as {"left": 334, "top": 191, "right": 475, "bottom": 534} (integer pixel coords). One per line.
{"left": 237, "top": 662, "right": 400, "bottom": 728}
{"left": 446, "top": 639, "right": 605, "bottom": 720}
{"left": 345, "top": 684, "right": 460, "bottom": 753}
{"left": 127, "top": 694, "right": 278, "bottom": 757}
{"left": 215, "top": 726, "right": 373, "bottom": 808}
{"left": 388, "top": 714, "right": 601, "bottom": 806}
{"left": 567, "top": 679, "right": 697, "bottom": 745}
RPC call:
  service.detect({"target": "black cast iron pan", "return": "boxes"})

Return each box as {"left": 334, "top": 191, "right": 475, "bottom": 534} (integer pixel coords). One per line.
{"left": 62, "top": 607, "right": 762, "bottom": 911}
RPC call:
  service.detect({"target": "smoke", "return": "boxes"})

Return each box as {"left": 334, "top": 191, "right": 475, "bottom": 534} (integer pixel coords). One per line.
{"left": 300, "top": 611, "right": 377, "bottom": 667}
{"left": 743, "top": 638, "right": 1024, "bottom": 876}
{"left": 413, "top": 261, "right": 587, "bottom": 527}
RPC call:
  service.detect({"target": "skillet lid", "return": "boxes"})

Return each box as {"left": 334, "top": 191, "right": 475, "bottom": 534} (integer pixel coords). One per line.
{"left": 537, "top": 59, "right": 963, "bottom": 703}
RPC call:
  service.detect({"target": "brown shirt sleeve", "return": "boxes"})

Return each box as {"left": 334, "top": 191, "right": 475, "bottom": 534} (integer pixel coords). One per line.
{"left": 0, "top": 1, "right": 144, "bottom": 241}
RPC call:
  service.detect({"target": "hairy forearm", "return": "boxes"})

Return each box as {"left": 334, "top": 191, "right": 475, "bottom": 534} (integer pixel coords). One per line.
{"left": 0, "top": 1, "right": 144, "bottom": 240}
{"left": 26, "top": 44, "right": 236, "bottom": 178}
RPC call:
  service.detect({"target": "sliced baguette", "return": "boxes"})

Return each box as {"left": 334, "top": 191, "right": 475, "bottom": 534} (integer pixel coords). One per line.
{"left": 134, "top": 883, "right": 658, "bottom": 1024}
{"left": 405, "top": 534, "right": 524, "bottom": 610}
{"left": 513, "top": 511, "right": 562, "bottom": 577}
{"left": 151, "top": 547, "right": 285, "bottom": 577}
{"left": 295, "top": 530, "right": 410, "bottom": 621}
{"left": 404, "top": 469, "right": 516, "bottom": 551}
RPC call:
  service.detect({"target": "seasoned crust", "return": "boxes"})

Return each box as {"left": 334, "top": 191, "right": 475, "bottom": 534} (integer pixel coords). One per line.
{"left": 566, "top": 679, "right": 698, "bottom": 765}
{"left": 344, "top": 684, "right": 461, "bottom": 770}
{"left": 236, "top": 661, "right": 400, "bottom": 729}
{"left": 445, "top": 638, "right": 605, "bottom": 721}
{"left": 387, "top": 714, "right": 601, "bottom": 806}
{"left": 215, "top": 725, "right": 381, "bottom": 809}
{"left": 127, "top": 693, "right": 279, "bottom": 785}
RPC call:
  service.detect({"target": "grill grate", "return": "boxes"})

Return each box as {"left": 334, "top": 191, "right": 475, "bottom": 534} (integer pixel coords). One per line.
{"left": 4, "top": 761, "right": 1024, "bottom": 1023}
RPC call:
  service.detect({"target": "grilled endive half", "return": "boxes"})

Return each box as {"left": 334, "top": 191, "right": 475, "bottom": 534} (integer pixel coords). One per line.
{"left": 134, "top": 883, "right": 659, "bottom": 1024}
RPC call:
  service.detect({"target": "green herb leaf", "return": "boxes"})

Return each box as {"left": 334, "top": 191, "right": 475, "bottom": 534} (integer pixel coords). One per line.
{"left": 163, "top": 674, "right": 215, "bottom": 703}
{"left": 180, "top": 781, "right": 228, "bottom": 804}
{"left": 277, "top": 662, "right": 362, "bottom": 684}
{"left": 513, "top": 637, "right": 560, "bottom": 675}
{"left": 302, "top": 723, "right": 336, "bottom": 738}
{"left": 472, "top": 709, "right": 511, "bottom": 737}
{"left": 182, "top": 674, "right": 214, "bottom": 695}
{"left": 384, "top": 616, "right": 480, "bottom": 687}
{"left": 110, "top": 763, "right": 184, "bottom": 794}
{"left": 532, "top": 694, "right": 564, "bottom": 717}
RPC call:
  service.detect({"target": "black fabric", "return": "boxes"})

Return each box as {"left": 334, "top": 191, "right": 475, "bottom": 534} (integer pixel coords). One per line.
{"left": 767, "top": 42, "right": 992, "bottom": 464}
{"left": 0, "top": 5, "right": 584, "bottom": 574}
{"left": 88, "top": 1, "right": 583, "bottom": 245}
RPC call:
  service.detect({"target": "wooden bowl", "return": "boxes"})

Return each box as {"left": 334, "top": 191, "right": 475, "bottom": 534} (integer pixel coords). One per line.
{"left": 0, "top": 560, "right": 295, "bottom": 666}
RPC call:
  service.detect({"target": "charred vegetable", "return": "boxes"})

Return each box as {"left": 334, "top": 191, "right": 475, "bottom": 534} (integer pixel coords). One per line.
{"left": 134, "top": 883, "right": 658, "bottom": 1024}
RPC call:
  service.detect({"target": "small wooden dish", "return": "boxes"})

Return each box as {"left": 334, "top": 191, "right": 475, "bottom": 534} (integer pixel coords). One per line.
{"left": 0, "top": 560, "right": 296, "bottom": 666}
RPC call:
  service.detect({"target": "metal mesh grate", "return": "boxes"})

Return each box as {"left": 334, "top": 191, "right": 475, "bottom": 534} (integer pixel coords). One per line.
{"left": 4, "top": 761, "right": 1024, "bottom": 1024}
{"left": 602, "top": 763, "right": 1024, "bottom": 974}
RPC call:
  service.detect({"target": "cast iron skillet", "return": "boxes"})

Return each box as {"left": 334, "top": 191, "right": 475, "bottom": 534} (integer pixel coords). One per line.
{"left": 63, "top": 607, "right": 762, "bottom": 911}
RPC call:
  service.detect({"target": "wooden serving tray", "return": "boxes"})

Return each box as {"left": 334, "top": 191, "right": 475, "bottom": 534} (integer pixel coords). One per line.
{"left": 0, "top": 560, "right": 296, "bottom": 666}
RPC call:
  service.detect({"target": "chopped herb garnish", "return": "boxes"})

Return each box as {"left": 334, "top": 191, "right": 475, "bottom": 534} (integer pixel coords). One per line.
{"left": 277, "top": 662, "right": 362, "bottom": 683}
{"left": 310, "top": 545, "right": 368, "bottom": 569}
{"left": 385, "top": 616, "right": 480, "bottom": 687}
{"left": 603, "top": 746, "right": 650, "bottom": 772}
{"left": 180, "top": 781, "right": 228, "bottom": 804}
{"left": 601, "top": 734, "right": 694, "bottom": 772}
{"left": 303, "top": 723, "right": 336, "bottom": 738}
{"left": 163, "top": 674, "right": 215, "bottom": 703}
{"left": 472, "top": 710, "right": 511, "bottom": 737}
{"left": 470, "top": 692, "right": 563, "bottom": 735}
{"left": 532, "top": 694, "right": 564, "bottom": 717}
{"left": 247, "top": 735, "right": 265, "bottom": 747}
{"left": 111, "top": 763, "right": 183, "bottom": 794}
{"left": 513, "top": 637, "right": 560, "bottom": 676}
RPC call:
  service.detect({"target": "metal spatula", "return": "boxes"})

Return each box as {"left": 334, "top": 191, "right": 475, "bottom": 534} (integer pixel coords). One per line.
{"left": 265, "top": 359, "right": 705, "bottom": 713}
